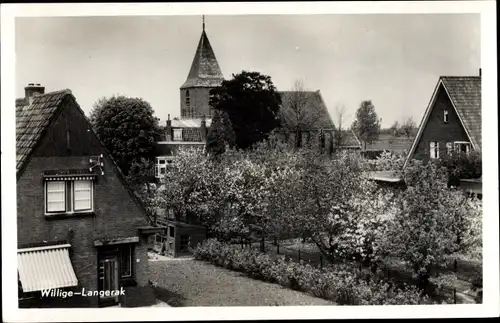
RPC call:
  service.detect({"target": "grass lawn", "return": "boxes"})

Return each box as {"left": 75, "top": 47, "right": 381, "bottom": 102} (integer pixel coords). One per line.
{"left": 149, "top": 259, "right": 335, "bottom": 307}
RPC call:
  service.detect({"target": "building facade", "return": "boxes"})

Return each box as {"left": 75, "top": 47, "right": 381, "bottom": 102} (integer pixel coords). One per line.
{"left": 16, "top": 85, "right": 162, "bottom": 308}
{"left": 404, "top": 75, "right": 481, "bottom": 167}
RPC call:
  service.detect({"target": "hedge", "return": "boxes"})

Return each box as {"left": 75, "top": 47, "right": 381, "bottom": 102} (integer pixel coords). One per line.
{"left": 192, "top": 239, "right": 429, "bottom": 305}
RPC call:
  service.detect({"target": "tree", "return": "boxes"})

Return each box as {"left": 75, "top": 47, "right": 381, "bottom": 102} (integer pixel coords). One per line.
{"left": 206, "top": 109, "right": 236, "bottom": 157}
{"left": 385, "top": 160, "right": 482, "bottom": 292}
{"left": 279, "top": 79, "right": 324, "bottom": 148}
{"left": 89, "top": 96, "right": 161, "bottom": 176}
{"left": 154, "top": 148, "right": 224, "bottom": 232}
{"left": 127, "top": 157, "right": 158, "bottom": 220}
{"left": 333, "top": 102, "right": 347, "bottom": 148}
{"left": 293, "top": 150, "right": 393, "bottom": 266}
{"left": 389, "top": 120, "right": 401, "bottom": 136}
{"left": 438, "top": 150, "right": 482, "bottom": 187}
{"left": 351, "top": 100, "right": 381, "bottom": 151}
{"left": 399, "top": 116, "right": 417, "bottom": 138}
{"left": 209, "top": 71, "right": 282, "bottom": 150}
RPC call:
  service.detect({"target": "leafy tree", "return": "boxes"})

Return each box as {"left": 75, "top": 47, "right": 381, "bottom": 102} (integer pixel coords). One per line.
{"left": 154, "top": 148, "right": 224, "bottom": 230}
{"left": 293, "top": 150, "right": 394, "bottom": 267}
{"left": 209, "top": 71, "right": 282, "bottom": 150}
{"left": 206, "top": 109, "right": 236, "bottom": 157}
{"left": 438, "top": 151, "right": 482, "bottom": 187}
{"left": 385, "top": 160, "right": 482, "bottom": 292}
{"left": 399, "top": 116, "right": 417, "bottom": 138}
{"left": 126, "top": 158, "right": 158, "bottom": 220}
{"left": 352, "top": 100, "right": 381, "bottom": 150}
{"left": 389, "top": 120, "right": 401, "bottom": 136}
{"left": 89, "top": 96, "right": 161, "bottom": 176}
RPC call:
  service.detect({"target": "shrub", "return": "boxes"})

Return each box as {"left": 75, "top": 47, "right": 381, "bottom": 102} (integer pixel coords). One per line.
{"left": 192, "top": 239, "right": 427, "bottom": 305}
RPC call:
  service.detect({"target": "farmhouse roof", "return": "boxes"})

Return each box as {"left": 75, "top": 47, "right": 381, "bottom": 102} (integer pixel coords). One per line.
{"left": 278, "top": 90, "right": 335, "bottom": 130}
{"left": 16, "top": 89, "right": 72, "bottom": 174}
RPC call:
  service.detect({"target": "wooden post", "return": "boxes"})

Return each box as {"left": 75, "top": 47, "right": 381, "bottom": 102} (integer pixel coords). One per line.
{"left": 277, "top": 243, "right": 280, "bottom": 255}
{"left": 298, "top": 249, "right": 301, "bottom": 261}
{"left": 454, "top": 259, "right": 458, "bottom": 304}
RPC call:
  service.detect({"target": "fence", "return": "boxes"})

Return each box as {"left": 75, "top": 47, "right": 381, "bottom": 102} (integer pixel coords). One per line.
{"left": 245, "top": 238, "right": 481, "bottom": 304}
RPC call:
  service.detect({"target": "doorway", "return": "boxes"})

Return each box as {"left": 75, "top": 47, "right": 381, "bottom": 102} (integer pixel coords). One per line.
{"left": 98, "top": 254, "right": 119, "bottom": 306}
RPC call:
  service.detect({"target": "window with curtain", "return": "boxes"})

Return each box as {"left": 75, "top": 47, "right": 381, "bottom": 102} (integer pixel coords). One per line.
{"left": 45, "top": 180, "right": 93, "bottom": 214}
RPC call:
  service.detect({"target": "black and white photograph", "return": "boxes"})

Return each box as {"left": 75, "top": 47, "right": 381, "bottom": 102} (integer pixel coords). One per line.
{"left": 1, "top": 2, "right": 498, "bottom": 321}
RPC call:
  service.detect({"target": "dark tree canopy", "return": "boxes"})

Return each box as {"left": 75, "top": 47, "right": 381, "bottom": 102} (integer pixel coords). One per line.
{"left": 352, "top": 100, "right": 381, "bottom": 150}
{"left": 89, "top": 96, "right": 161, "bottom": 176}
{"left": 206, "top": 110, "right": 236, "bottom": 156}
{"left": 209, "top": 71, "right": 282, "bottom": 150}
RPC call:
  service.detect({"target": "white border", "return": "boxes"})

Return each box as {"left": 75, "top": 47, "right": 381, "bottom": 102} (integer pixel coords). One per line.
{"left": 2, "top": 2, "right": 498, "bottom": 321}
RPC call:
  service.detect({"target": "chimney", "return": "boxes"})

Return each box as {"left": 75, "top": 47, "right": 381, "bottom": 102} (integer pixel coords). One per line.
{"left": 200, "top": 115, "right": 207, "bottom": 141}
{"left": 479, "top": 68, "right": 482, "bottom": 77}
{"left": 165, "top": 114, "right": 172, "bottom": 141}
{"left": 24, "top": 83, "right": 45, "bottom": 104}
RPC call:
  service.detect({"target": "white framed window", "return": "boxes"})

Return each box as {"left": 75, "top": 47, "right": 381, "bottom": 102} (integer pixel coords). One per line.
{"left": 444, "top": 110, "right": 449, "bottom": 123}
{"left": 45, "top": 180, "right": 93, "bottom": 215}
{"left": 46, "top": 181, "right": 66, "bottom": 212}
{"left": 73, "top": 180, "right": 92, "bottom": 211}
{"left": 454, "top": 141, "right": 471, "bottom": 155}
{"left": 155, "top": 157, "right": 174, "bottom": 178}
{"left": 173, "top": 129, "right": 183, "bottom": 141}
{"left": 446, "top": 142, "right": 453, "bottom": 156}
{"left": 429, "top": 141, "right": 440, "bottom": 159}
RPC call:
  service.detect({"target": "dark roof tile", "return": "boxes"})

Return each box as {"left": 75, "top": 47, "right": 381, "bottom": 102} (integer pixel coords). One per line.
{"left": 278, "top": 90, "right": 334, "bottom": 130}
{"left": 441, "top": 76, "right": 481, "bottom": 150}
{"left": 181, "top": 128, "right": 203, "bottom": 142}
{"left": 16, "top": 89, "right": 73, "bottom": 174}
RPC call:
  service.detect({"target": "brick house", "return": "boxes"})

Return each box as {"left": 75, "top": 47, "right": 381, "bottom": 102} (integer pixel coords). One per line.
{"left": 404, "top": 75, "right": 481, "bottom": 167}
{"left": 16, "top": 84, "right": 163, "bottom": 308}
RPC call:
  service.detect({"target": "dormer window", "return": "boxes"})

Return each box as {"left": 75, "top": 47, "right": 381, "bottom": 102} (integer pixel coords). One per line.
{"left": 444, "top": 110, "right": 449, "bottom": 123}
{"left": 173, "top": 129, "right": 183, "bottom": 141}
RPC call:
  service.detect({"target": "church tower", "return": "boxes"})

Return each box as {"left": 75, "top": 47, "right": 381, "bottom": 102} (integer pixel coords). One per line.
{"left": 180, "top": 16, "right": 224, "bottom": 119}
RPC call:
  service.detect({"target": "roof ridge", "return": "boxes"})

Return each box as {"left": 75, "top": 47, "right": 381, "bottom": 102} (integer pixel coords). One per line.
{"left": 15, "top": 88, "right": 73, "bottom": 103}
{"left": 440, "top": 75, "right": 481, "bottom": 79}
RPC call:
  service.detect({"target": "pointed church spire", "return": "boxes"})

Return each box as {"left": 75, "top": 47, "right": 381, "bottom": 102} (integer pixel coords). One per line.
{"left": 180, "top": 16, "right": 224, "bottom": 89}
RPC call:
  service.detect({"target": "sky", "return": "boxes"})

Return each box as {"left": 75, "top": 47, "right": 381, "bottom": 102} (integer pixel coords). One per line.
{"left": 15, "top": 14, "right": 480, "bottom": 128}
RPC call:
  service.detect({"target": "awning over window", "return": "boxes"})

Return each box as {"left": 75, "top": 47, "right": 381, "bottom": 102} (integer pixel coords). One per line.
{"left": 43, "top": 175, "right": 96, "bottom": 181}
{"left": 18, "top": 244, "right": 78, "bottom": 292}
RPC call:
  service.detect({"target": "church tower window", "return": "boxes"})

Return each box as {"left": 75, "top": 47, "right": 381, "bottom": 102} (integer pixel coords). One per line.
{"left": 185, "top": 90, "right": 191, "bottom": 117}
